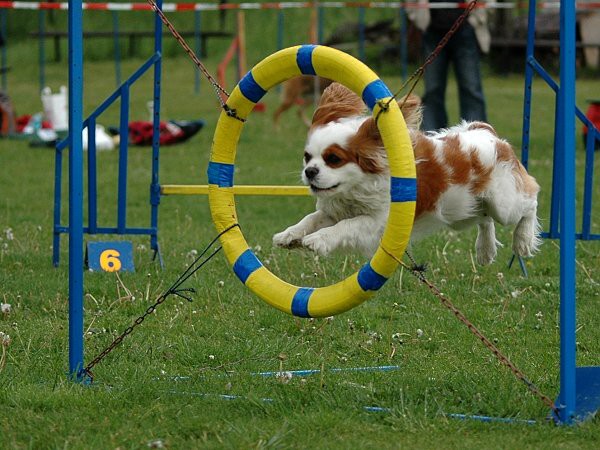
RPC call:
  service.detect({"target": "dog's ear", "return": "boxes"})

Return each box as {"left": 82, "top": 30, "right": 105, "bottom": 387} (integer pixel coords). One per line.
{"left": 397, "top": 94, "right": 423, "bottom": 130}
{"left": 348, "top": 117, "right": 387, "bottom": 173}
{"left": 311, "top": 82, "right": 366, "bottom": 127}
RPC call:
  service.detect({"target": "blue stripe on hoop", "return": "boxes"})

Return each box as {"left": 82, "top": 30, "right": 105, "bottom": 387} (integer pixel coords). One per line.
{"left": 297, "top": 45, "right": 317, "bottom": 76}
{"left": 357, "top": 263, "right": 388, "bottom": 291}
{"left": 239, "top": 71, "right": 266, "bottom": 103}
{"left": 233, "top": 249, "right": 263, "bottom": 284}
{"left": 362, "top": 79, "right": 392, "bottom": 110}
{"left": 390, "top": 177, "right": 417, "bottom": 202}
{"left": 207, "top": 161, "right": 234, "bottom": 187}
{"left": 291, "top": 287, "right": 314, "bottom": 318}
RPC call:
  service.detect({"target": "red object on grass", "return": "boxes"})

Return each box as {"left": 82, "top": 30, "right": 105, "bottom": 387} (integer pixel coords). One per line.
{"left": 583, "top": 100, "right": 600, "bottom": 136}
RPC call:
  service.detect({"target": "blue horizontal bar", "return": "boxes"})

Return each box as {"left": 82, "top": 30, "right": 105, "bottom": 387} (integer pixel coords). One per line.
{"left": 365, "top": 408, "right": 537, "bottom": 425}
{"left": 541, "top": 232, "right": 600, "bottom": 241}
{"left": 157, "top": 365, "right": 401, "bottom": 382}
{"left": 445, "top": 413, "right": 537, "bottom": 425}
{"left": 253, "top": 365, "right": 400, "bottom": 377}
{"left": 164, "top": 390, "right": 274, "bottom": 403}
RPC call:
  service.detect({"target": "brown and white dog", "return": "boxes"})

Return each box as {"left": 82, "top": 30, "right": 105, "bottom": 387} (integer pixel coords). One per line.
{"left": 273, "top": 75, "right": 332, "bottom": 127}
{"left": 273, "top": 82, "right": 541, "bottom": 265}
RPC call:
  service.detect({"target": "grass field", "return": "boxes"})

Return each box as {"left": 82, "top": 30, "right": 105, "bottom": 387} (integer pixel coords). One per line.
{"left": 1, "top": 7, "right": 600, "bottom": 448}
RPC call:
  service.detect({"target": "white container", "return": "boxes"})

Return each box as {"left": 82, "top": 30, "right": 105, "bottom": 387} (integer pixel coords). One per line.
{"left": 41, "top": 85, "right": 68, "bottom": 131}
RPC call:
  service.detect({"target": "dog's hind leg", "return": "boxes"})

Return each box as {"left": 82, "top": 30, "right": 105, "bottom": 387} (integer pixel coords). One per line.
{"left": 476, "top": 216, "right": 500, "bottom": 265}
{"left": 512, "top": 208, "right": 541, "bottom": 258}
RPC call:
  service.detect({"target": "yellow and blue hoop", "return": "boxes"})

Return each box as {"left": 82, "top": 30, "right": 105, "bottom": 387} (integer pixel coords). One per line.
{"left": 207, "top": 45, "right": 416, "bottom": 318}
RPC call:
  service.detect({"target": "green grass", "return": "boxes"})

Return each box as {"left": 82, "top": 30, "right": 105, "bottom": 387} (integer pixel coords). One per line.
{"left": 1, "top": 11, "right": 600, "bottom": 449}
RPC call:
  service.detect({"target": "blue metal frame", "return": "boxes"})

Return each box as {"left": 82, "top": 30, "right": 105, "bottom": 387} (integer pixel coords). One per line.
{"left": 522, "top": 4, "right": 599, "bottom": 242}
{"left": 150, "top": 1, "right": 163, "bottom": 267}
{"left": 398, "top": 6, "right": 408, "bottom": 82}
{"left": 521, "top": 0, "right": 600, "bottom": 424}
{"left": 53, "top": 52, "right": 162, "bottom": 266}
{"left": 67, "top": 0, "right": 84, "bottom": 381}
{"left": 38, "top": 9, "right": 46, "bottom": 92}
{"left": 557, "top": 0, "right": 577, "bottom": 425}
{"left": 112, "top": 11, "right": 122, "bottom": 87}
{"left": 1, "top": 8, "right": 7, "bottom": 91}
{"left": 357, "top": 7, "right": 365, "bottom": 61}
{"left": 64, "top": 0, "right": 165, "bottom": 382}
{"left": 194, "top": 10, "right": 202, "bottom": 94}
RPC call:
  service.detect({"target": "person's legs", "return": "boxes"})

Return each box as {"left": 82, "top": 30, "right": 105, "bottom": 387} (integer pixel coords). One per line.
{"left": 452, "top": 24, "right": 487, "bottom": 123}
{"left": 421, "top": 29, "right": 450, "bottom": 130}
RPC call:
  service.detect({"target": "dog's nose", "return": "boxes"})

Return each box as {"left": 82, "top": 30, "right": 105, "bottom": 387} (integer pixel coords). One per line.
{"left": 304, "top": 166, "right": 319, "bottom": 180}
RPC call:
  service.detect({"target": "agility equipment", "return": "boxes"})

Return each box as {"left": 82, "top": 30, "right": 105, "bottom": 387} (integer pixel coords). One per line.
{"left": 520, "top": 0, "right": 600, "bottom": 424}
{"left": 207, "top": 44, "right": 416, "bottom": 318}
{"left": 58, "top": 0, "right": 598, "bottom": 425}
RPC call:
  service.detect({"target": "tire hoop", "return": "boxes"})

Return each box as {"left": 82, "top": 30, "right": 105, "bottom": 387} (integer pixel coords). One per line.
{"left": 208, "top": 45, "right": 416, "bottom": 318}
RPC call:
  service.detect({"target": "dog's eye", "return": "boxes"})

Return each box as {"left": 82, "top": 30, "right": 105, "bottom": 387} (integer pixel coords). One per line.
{"left": 325, "top": 153, "right": 342, "bottom": 165}
{"left": 304, "top": 152, "right": 312, "bottom": 163}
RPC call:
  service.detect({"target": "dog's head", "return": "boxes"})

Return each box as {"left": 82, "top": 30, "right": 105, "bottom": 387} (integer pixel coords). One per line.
{"left": 301, "top": 82, "right": 421, "bottom": 197}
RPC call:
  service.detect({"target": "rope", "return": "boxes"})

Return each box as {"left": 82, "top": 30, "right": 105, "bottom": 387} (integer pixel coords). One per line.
{"left": 81, "top": 223, "right": 240, "bottom": 382}
{"left": 145, "top": 0, "right": 246, "bottom": 122}
{"left": 394, "top": 249, "right": 559, "bottom": 416}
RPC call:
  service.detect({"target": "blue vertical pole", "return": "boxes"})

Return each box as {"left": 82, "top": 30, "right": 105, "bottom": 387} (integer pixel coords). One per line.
{"left": 39, "top": 9, "right": 46, "bottom": 92}
{"left": 521, "top": 0, "right": 537, "bottom": 171}
{"left": 117, "top": 85, "right": 129, "bottom": 233}
{"left": 276, "top": 10, "right": 284, "bottom": 94}
{"left": 194, "top": 10, "right": 201, "bottom": 94}
{"left": 277, "top": 10, "right": 284, "bottom": 50}
{"left": 53, "top": 147, "right": 64, "bottom": 267}
{"left": 68, "top": 0, "right": 85, "bottom": 380}
{"left": 358, "top": 7, "right": 365, "bottom": 61}
{"left": 1, "top": 9, "right": 7, "bottom": 91}
{"left": 399, "top": 6, "right": 407, "bottom": 82}
{"left": 581, "top": 129, "right": 595, "bottom": 240}
{"left": 549, "top": 97, "right": 563, "bottom": 238}
{"left": 112, "top": 11, "right": 122, "bottom": 87}
{"left": 150, "top": 0, "right": 163, "bottom": 263}
{"left": 557, "top": 0, "right": 577, "bottom": 425}
{"left": 317, "top": 5, "right": 324, "bottom": 44}
{"left": 87, "top": 117, "right": 98, "bottom": 233}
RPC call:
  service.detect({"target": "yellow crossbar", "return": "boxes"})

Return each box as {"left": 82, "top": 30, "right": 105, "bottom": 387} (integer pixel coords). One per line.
{"left": 160, "top": 184, "right": 311, "bottom": 196}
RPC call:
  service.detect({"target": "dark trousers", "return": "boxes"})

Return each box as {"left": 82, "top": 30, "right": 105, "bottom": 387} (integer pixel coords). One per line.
{"left": 421, "top": 23, "right": 487, "bottom": 131}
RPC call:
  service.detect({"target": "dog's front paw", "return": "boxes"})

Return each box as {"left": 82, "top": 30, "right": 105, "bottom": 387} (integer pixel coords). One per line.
{"left": 302, "top": 231, "right": 334, "bottom": 256}
{"left": 273, "top": 229, "right": 303, "bottom": 249}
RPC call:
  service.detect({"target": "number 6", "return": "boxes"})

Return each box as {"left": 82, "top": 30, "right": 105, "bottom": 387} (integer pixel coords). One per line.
{"left": 100, "top": 249, "right": 122, "bottom": 272}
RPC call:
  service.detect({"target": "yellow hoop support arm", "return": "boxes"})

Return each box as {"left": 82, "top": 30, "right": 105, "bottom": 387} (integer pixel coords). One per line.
{"left": 207, "top": 45, "right": 416, "bottom": 318}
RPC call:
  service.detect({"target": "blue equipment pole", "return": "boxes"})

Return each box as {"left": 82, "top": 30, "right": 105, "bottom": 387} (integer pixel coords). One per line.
{"left": 277, "top": 10, "right": 284, "bottom": 50}
{"left": 38, "top": 9, "right": 46, "bottom": 92}
{"left": 557, "top": 0, "right": 577, "bottom": 424}
{"left": 317, "top": 5, "right": 324, "bottom": 44}
{"left": 112, "top": 11, "right": 122, "bottom": 87}
{"left": 194, "top": 10, "right": 201, "bottom": 94}
{"left": 68, "top": 0, "right": 85, "bottom": 381}
{"left": 1, "top": 9, "right": 7, "bottom": 91}
{"left": 358, "top": 7, "right": 365, "bottom": 61}
{"left": 150, "top": 0, "right": 163, "bottom": 265}
{"left": 399, "top": 6, "right": 407, "bottom": 82}
{"left": 520, "top": 0, "right": 537, "bottom": 171}
{"left": 117, "top": 84, "right": 129, "bottom": 233}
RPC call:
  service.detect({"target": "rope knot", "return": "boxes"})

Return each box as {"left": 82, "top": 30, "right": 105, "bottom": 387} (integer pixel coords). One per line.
{"left": 223, "top": 105, "right": 246, "bottom": 123}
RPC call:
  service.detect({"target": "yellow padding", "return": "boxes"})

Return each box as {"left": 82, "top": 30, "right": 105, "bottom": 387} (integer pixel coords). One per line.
{"left": 208, "top": 45, "right": 416, "bottom": 318}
